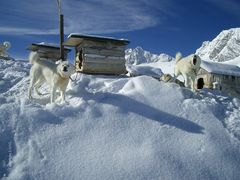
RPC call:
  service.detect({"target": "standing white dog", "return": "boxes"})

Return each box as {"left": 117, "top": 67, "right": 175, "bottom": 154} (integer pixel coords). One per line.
{"left": 28, "top": 51, "right": 75, "bottom": 103}
{"left": 174, "top": 52, "right": 201, "bottom": 91}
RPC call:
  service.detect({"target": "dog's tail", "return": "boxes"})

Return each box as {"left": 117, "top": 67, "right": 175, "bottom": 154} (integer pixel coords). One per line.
{"left": 29, "top": 51, "right": 40, "bottom": 64}
{"left": 175, "top": 52, "right": 182, "bottom": 63}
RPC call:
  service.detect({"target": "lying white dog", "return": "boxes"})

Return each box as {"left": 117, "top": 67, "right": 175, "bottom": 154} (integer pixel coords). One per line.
{"left": 174, "top": 52, "right": 201, "bottom": 91}
{"left": 28, "top": 52, "right": 75, "bottom": 103}
{"left": 160, "top": 73, "right": 185, "bottom": 87}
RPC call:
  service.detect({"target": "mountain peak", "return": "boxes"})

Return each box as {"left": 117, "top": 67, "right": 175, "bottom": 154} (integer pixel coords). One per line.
{"left": 125, "top": 47, "right": 174, "bottom": 65}
{"left": 196, "top": 27, "right": 240, "bottom": 62}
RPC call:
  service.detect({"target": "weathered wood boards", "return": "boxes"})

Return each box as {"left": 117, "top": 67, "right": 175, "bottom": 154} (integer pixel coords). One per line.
{"left": 64, "top": 34, "right": 130, "bottom": 75}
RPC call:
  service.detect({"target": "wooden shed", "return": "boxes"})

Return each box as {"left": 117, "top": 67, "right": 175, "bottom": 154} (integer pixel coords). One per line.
{"left": 27, "top": 43, "right": 71, "bottom": 62}
{"left": 197, "top": 60, "right": 240, "bottom": 95}
{"left": 64, "top": 34, "right": 130, "bottom": 75}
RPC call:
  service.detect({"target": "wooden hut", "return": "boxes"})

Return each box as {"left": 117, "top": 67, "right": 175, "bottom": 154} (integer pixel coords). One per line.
{"left": 197, "top": 60, "right": 240, "bottom": 95}
{"left": 27, "top": 43, "right": 71, "bottom": 62}
{"left": 64, "top": 34, "right": 130, "bottom": 75}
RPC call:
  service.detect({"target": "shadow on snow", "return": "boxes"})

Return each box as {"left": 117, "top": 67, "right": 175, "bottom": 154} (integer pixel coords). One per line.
{"left": 85, "top": 92, "right": 205, "bottom": 134}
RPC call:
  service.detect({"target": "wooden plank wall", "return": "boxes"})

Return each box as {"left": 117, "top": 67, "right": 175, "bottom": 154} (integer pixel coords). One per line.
{"left": 75, "top": 40, "right": 127, "bottom": 75}
{"left": 197, "top": 68, "right": 240, "bottom": 96}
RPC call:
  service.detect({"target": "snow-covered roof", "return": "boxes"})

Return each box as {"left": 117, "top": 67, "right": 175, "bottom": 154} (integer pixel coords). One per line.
{"left": 222, "top": 56, "right": 240, "bottom": 67}
{"left": 64, "top": 33, "right": 130, "bottom": 47}
{"left": 27, "top": 42, "right": 71, "bottom": 51}
{"left": 201, "top": 60, "right": 240, "bottom": 77}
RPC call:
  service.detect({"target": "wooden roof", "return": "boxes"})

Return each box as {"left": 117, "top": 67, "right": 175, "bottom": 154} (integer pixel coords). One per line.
{"left": 64, "top": 34, "right": 130, "bottom": 47}
{"left": 27, "top": 43, "right": 71, "bottom": 52}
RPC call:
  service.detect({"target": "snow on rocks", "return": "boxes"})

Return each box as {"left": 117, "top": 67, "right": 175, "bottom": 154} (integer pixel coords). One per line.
{"left": 196, "top": 28, "right": 240, "bottom": 62}
{"left": 125, "top": 46, "right": 174, "bottom": 65}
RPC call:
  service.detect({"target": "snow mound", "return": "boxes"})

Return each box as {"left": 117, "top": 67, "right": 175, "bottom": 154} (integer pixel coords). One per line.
{"left": 196, "top": 28, "right": 240, "bottom": 62}
{"left": 0, "top": 59, "right": 240, "bottom": 180}
{"left": 126, "top": 64, "right": 163, "bottom": 78}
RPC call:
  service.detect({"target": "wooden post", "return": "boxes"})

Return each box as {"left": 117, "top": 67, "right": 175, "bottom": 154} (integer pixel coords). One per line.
{"left": 57, "top": 0, "right": 65, "bottom": 60}
{"left": 60, "top": 14, "right": 64, "bottom": 60}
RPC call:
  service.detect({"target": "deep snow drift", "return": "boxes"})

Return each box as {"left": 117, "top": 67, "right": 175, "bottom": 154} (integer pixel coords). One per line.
{"left": 0, "top": 58, "right": 240, "bottom": 180}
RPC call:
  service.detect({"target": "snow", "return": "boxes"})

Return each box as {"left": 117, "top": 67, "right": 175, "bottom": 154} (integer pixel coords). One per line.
{"left": 35, "top": 42, "right": 71, "bottom": 50}
{"left": 126, "top": 64, "right": 163, "bottom": 78}
{"left": 125, "top": 47, "right": 174, "bottom": 65}
{"left": 223, "top": 56, "right": 240, "bottom": 67}
{"left": 67, "top": 33, "right": 130, "bottom": 44}
{"left": 1, "top": 58, "right": 240, "bottom": 180}
{"left": 196, "top": 28, "right": 240, "bottom": 62}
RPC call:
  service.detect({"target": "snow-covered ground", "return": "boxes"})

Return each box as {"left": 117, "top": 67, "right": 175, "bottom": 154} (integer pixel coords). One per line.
{"left": 1, "top": 58, "right": 240, "bottom": 180}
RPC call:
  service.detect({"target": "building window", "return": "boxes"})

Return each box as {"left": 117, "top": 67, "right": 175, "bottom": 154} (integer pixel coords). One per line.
{"left": 232, "top": 76, "right": 235, "bottom": 81}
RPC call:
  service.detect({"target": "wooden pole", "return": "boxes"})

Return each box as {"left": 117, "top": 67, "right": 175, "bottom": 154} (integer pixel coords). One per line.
{"left": 60, "top": 14, "right": 65, "bottom": 60}
{"left": 57, "top": 0, "right": 64, "bottom": 60}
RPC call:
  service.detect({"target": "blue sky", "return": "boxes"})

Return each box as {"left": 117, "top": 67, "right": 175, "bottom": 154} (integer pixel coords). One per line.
{"left": 0, "top": 0, "right": 239, "bottom": 59}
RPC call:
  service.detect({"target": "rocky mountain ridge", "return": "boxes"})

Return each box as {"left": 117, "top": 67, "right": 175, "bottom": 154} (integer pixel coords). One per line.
{"left": 196, "top": 28, "right": 240, "bottom": 62}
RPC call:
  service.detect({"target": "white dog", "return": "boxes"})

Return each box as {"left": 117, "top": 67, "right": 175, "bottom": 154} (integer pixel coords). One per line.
{"left": 160, "top": 74, "right": 185, "bottom": 87}
{"left": 28, "top": 51, "right": 75, "bottom": 103}
{"left": 174, "top": 52, "right": 201, "bottom": 91}
{"left": 0, "top": 41, "right": 11, "bottom": 57}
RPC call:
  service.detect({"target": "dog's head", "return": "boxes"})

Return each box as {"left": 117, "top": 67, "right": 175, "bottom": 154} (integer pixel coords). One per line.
{"left": 160, "top": 74, "right": 172, "bottom": 82}
{"left": 3, "top": 41, "right": 11, "bottom": 50}
{"left": 190, "top": 54, "right": 201, "bottom": 69}
{"left": 56, "top": 60, "right": 75, "bottom": 78}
